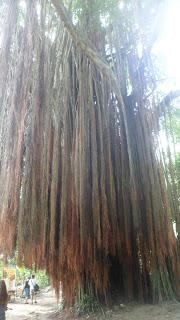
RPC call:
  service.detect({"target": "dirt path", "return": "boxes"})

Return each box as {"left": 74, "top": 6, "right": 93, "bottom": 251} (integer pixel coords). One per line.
{"left": 6, "top": 289, "right": 58, "bottom": 320}
{"left": 6, "top": 290, "right": 180, "bottom": 320}
{"left": 61, "top": 302, "right": 180, "bottom": 320}
{"left": 94, "top": 302, "right": 180, "bottom": 320}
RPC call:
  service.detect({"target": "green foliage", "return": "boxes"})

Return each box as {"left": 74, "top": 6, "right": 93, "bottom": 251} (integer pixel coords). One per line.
{"left": 0, "top": 260, "right": 4, "bottom": 279}
{"left": 35, "top": 269, "right": 50, "bottom": 288}
{"left": 71, "top": 0, "right": 121, "bottom": 24}
{"left": 171, "top": 105, "right": 180, "bottom": 143}
{"left": 0, "top": 254, "right": 49, "bottom": 288}
{"left": 58, "top": 298, "right": 65, "bottom": 311}
{"left": 16, "top": 267, "right": 30, "bottom": 285}
{"left": 175, "top": 153, "right": 180, "bottom": 172}
{"left": 73, "top": 293, "right": 104, "bottom": 316}
{"left": 16, "top": 267, "right": 49, "bottom": 288}
{"left": 72, "top": 0, "right": 119, "bottom": 14}
{"left": 7, "top": 255, "right": 17, "bottom": 267}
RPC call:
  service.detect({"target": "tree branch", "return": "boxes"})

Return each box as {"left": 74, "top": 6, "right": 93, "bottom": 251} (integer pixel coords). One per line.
{"left": 158, "top": 90, "right": 180, "bottom": 112}
{"left": 50, "top": 0, "right": 122, "bottom": 99}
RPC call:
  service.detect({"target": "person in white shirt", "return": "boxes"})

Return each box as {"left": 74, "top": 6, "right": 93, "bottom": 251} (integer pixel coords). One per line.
{"left": 28, "top": 275, "right": 37, "bottom": 304}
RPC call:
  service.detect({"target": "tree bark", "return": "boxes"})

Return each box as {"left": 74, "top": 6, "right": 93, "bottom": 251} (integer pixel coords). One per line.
{"left": 50, "top": 0, "right": 135, "bottom": 193}
{"left": 50, "top": 0, "right": 122, "bottom": 99}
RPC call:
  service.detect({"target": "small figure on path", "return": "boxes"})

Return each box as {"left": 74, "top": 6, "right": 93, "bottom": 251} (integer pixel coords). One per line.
{"left": 23, "top": 277, "right": 30, "bottom": 304}
{"left": 28, "top": 275, "right": 37, "bottom": 305}
{"left": 0, "top": 280, "right": 8, "bottom": 320}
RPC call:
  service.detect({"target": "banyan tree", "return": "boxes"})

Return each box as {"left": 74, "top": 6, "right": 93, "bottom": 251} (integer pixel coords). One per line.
{"left": 0, "top": 0, "right": 179, "bottom": 304}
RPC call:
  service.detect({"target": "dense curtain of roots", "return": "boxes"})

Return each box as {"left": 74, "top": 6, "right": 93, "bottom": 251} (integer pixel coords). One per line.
{"left": 0, "top": 0, "right": 179, "bottom": 304}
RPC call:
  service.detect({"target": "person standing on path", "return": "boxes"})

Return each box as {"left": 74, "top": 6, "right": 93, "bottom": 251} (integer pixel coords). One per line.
{"left": 0, "top": 280, "right": 8, "bottom": 320}
{"left": 23, "top": 277, "right": 30, "bottom": 304}
{"left": 28, "top": 275, "right": 37, "bottom": 305}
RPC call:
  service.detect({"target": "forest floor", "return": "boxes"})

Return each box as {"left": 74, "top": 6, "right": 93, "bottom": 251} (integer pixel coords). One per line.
{"left": 6, "top": 288, "right": 180, "bottom": 320}
{"left": 6, "top": 288, "right": 58, "bottom": 320}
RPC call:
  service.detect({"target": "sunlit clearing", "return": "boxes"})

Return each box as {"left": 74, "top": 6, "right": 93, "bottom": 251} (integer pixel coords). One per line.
{"left": 153, "top": 0, "right": 180, "bottom": 89}
{"left": 118, "top": 1, "right": 124, "bottom": 10}
{"left": 19, "top": 0, "right": 26, "bottom": 11}
{"left": 173, "top": 222, "right": 178, "bottom": 238}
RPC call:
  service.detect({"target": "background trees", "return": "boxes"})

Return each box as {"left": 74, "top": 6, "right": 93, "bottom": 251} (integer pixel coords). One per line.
{"left": 0, "top": 0, "right": 179, "bottom": 305}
